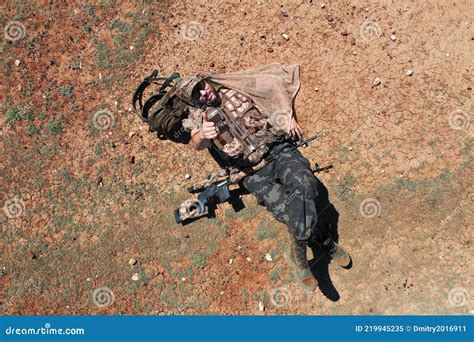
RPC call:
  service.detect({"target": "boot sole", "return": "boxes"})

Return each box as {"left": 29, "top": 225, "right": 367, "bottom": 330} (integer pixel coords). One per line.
{"left": 284, "top": 249, "right": 317, "bottom": 292}
{"left": 332, "top": 246, "right": 353, "bottom": 269}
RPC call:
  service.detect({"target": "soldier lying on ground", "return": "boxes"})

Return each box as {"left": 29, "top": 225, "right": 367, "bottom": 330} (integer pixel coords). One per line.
{"left": 173, "top": 64, "right": 351, "bottom": 292}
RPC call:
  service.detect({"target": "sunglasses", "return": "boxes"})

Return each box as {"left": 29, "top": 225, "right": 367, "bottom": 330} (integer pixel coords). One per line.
{"left": 191, "top": 80, "right": 206, "bottom": 102}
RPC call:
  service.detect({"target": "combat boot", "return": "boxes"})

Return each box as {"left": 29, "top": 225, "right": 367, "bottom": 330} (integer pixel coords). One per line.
{"left": 329, "top": 243, "right": 351, "bottom": 268}
{"left": 284, "top": 235, "right": 318, "bottom": 292}
{"left": 321, "top": 236, "right": 352, "bottom": 269}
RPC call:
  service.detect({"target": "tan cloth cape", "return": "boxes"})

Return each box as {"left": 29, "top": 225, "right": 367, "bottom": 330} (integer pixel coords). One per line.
{"left": 207, "top": 63, "right": 300, "bottom": 134}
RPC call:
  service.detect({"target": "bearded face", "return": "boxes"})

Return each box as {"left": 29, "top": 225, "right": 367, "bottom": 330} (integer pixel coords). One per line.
{"left": 192, "top": 80, "right": 221, "bottom": 108}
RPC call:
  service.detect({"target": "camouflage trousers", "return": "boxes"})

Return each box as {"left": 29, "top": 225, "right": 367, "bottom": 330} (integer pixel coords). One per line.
{"left": 243, "top": 142, "right": 335, "bottom": 242}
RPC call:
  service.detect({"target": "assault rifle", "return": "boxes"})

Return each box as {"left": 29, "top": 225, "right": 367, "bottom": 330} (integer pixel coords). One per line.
{"left": 174, "top": 135, "right": 332, "bottom": 224}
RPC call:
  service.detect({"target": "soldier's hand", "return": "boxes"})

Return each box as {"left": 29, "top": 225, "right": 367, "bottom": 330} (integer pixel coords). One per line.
{"left": 200, "top": 112, "right": 218, "bottom": 140}
{"left": 290, "top": 116, "right": 303, "bottom": 139}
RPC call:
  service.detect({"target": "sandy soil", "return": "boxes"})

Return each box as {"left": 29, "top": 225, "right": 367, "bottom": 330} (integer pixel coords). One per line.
{"left": 1, "top": 0, "right": 472, "bottom": 315}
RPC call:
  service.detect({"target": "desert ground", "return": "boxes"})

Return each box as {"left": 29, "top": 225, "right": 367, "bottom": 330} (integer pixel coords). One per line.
{"left": 1, "top": 0, "right": 472, "bottom": 315}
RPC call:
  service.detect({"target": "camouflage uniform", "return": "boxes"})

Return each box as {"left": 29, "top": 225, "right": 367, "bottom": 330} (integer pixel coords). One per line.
{"left": 243, "top": 141, "right": 321, "bottom": 241}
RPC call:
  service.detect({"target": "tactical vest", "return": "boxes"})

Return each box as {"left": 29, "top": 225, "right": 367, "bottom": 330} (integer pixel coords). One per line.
{"left": 205, "top": 88, "right": 279, "bottom": 167}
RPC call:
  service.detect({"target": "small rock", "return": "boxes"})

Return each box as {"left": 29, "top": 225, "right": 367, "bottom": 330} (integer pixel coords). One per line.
{"left": 229, "top": 258, "right": 234, "bottom": 265}
{"left": 348, "top": 146, "right": 353, "bottom": 151}
{"left": 282, "top": 33, "right": 290, "bottom": 41}
{"left": 373, "top": 77, "right": 381, "bottom": 86}
{"left": 246, "top": 257, "right": 252, "bottom": 262}
{"left": 314, "top": 87, "right": 319, "bottom": 91}
{"left": 258, "top": 301, "right": 265, "bottom": 312}
{"left": 320, "top": 3, "right": 325, "bottom": 8}
{"left": 220, "top": 291, "right": 224, "bottom": 295}
{"left": 265, "top": 253, "right": 273, "bottom": 262}
{"left": 128, "top": 258, "right": 137, "bottom": 265}
{"left": 351, "top": 38, "right": 356, "bottom": 45}
{"left": 406, "top": 69, "right": 414, "bottom": 76}
{"left": 181, "top": 277, "right": 186, "bottom": 282}
{"left": 353, "top": 51, "right": 357, "bottom": 55}
{"left": 14, "top": 59, "right": 21, "bottom": 66}
{"left": 114, "top": 101, "right": 118, "bottom": 106}
{"left": 184, "top": 173, "right": 191, "bottom": 180}
{"left": 86, "top": 277, "right": 92, "bottom": 282}
{"left": 390, "top": 34, "right": 396, "bottom": 41}
{"left": 131, "top": 273, "right": 140, "bottom": 281}
{"left": 130, "top": 46, "right": 134, "bottom": 50}
{"left": 266, "top": 47, "right": 274, "bottom": 53}
{"left": 279, "top": 5, "right": 288, "bottom": 17}
{"left": 128, "top": 131, "right": 136, "bottom": 138}
{"left": 341, "top": 31, "right": 349, "bottom": 36}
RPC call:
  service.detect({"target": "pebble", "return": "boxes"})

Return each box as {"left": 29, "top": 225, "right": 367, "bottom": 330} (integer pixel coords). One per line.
{"left": 246, "top": 257, "right": 252, "bottom": 262}
{"left": 258, "top": 301, "right": 265, "bottom": 312}
{"left": 373, "top": 77, "right": 381, "bottom": 86}
{"left": 265, "top": 253, "right": 273, "bottom": 262}
{"left": 14, "top": 59, "right": 20, "bottom": 66}
{"left": 131, "top": 273, "right": 140, "bottom": 281}
{"left": 130, "top": 46, "right": 134, "bottom": 50}
{"left": 184, "top": 173, "right": 191, "bottom": 180}
{"left": 86, "top": 277, "right": 92, "bottom": 282}
{"left": 351, "top": 38, "right": 356, "bottom": 45}
{"left": 348, "top": 146, "right": 353, "bottom": 151}
{"left": 406, "top": 69, "right": 414, "bottom": 76}
{"left": 353, "top": 51, "right": 357, "bottom": 55}
{"left": 220, "top": 291, "right": 224, "bottom": 295}
{"left": 266, "top": 47, "right": 274, "bottom": 53}
{"left": 314, "top": 87, "right": 319, "bottom": 91}
{"left": 282, "top": 33, "right": 290, "bottom": 41}
{"left": 279, "top": 5, "right": 288, "bottom": 17}
{"left": 321, "top": 3, "right": 325, "bottom": 8}
{"left": 128, "top": 258, "right": 137, "bottom": 265}
{"left": 229, "top": 258, "right": 234, "bottom": 265}
{"left": 390, "top": 34, "right": 396, "bottom": 41}
{"left": 181, "top": 277, "right": 186, "bottom": 282}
